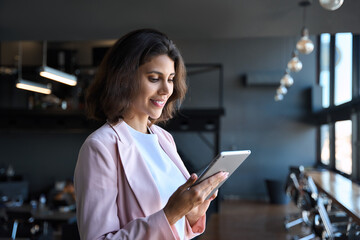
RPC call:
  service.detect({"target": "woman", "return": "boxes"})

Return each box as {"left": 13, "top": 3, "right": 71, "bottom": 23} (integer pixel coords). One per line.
{"left": 74, "top": 29, "right": 228, "bottom": 240}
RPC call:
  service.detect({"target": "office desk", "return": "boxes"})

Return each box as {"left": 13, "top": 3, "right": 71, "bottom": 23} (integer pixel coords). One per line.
{"left": 306, "top": 170, "right": 360, "bottom": 225}
{"left": 6, "top": 205, "right": 76, "bottom": 224}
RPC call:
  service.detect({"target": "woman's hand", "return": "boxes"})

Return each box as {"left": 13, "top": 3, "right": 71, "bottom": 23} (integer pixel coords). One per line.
{"left": 163, "top": 172, "right": 228, "bottom": 226}
{"left": 185, "top": 189, "right": 218, "bottom": 226}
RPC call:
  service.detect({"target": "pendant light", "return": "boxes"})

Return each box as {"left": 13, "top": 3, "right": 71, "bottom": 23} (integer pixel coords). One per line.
{"left": 16, "top": 42, "right": 51, "bottom": 95}
{"left": 319, "top": 0, "right": 344, "bottom": 10}
{"left": 287, "top": 51, "right": 303, "bottom": 72}
{"left": 39, "top": 41, "right": 77, "bottom": 86}
{"left": 274, "top": 93, "right": 284, "bottom": 101}
{"left": 277, "top": 85, "right": 288, "bottom": 95}
{"left": 296, "top": 1, "right": 314, "bottom": 55}
{"left": 275, "top": 83, "right": 288, "bottom": 102}
{"left": 296, "top": 28, "right": 314, "bottom": 54}
{"left": 280, "top": 70, "right": 294, "bottom": 87}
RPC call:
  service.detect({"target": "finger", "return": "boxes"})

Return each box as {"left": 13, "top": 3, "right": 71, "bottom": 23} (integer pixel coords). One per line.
{"left": 179, "top": 173, "right": 198, "bottom": 191}
{"left": 200, "top": 172, "right": 228, "bottom": 197}
{"left": 213, "top": 189, "right": 218, "bottom": 198}
{"left": 207, "top": 172, "right": 229, "bottom": 186}
{"left": 208, "top": 195, "right": 216, "bottom": 201}
{"left": 208, "top": 190, "right": 219, "bottom": 201}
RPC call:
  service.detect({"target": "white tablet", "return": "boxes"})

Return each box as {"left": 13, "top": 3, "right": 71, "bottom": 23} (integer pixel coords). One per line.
{"left": 192, "top": 150, "right": 251, "bottom": 199}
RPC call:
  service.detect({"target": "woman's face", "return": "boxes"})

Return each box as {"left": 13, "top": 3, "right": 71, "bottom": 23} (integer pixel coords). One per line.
{"left": 128, "top": 54, "right": 175, "bottom": 122}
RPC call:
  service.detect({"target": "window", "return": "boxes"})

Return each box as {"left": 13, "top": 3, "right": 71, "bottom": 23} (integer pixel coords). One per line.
{"left": 320, "top": 33, "right": 331, "bottom": 108}
{"left": 316, "top": 33, "right": 359, "bottom": 180}
{"left": 335, "top": 120, "right": 352, "bottom": 175}
{"left": 320, "top": 124, "right": 330, "bottom": 165}
{"left": 334, "top": 33, "right": 353, "bottom": 106}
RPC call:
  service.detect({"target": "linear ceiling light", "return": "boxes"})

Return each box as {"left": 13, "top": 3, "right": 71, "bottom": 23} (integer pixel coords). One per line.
{"left": 40, "top": 66, "right": 77, "bottom": 86}
{"left": 16, "top": 79, "right": 51, "bottom": 95}
{"left": 15, "top": 42, "right": 52, "bottom": 95}
{"left": 39, "top": 41, "right": 77, "bottom": 86}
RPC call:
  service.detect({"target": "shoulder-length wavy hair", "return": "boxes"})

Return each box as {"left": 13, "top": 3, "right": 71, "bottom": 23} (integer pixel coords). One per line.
{"left": 86, "top": 29, "right": 187, "bottom": 125}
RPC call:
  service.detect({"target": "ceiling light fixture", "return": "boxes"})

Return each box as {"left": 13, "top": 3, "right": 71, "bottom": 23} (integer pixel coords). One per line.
{"left": 16, "top": 79, "right": 51, "bottom": 95}
{"left": 275, "top": 0, "right": 341, "bottom": 102}
{"left": 39, "top": 41, "right": 77, "bottom": 86}
{"left": 296, "top": 28, "right": 314, "bottom": 54}
{"left": 277, "top": 85, "right": 288, "bottom": 95}
{"left": 296, "top": 1, "right": 314, "bottom": 55}
{"left": 16, "top": 42, "right": 51, "bottom": 95}
{"left": 280, "top": 70, "right": 294, "bottom": 87}
{"left": 274, "top": 94, "right": 284, "bottom": 101}
{"left": 319, "top": 0, "right": 344, "bottom": 11}
{"left": 287, "top": 51, "right": 303, "bottom": 72}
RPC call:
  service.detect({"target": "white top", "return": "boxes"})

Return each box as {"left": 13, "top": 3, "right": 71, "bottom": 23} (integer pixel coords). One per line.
{"left": 125, "top": 123, "right": 186, "bottom": 240}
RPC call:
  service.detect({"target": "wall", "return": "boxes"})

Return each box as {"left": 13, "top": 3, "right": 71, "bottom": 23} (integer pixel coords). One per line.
{"left": 0, "top": 35, "right": 317, "bottom": 200}
{"left": 0, "top": 130, "right": 90, "bottom": 196}
{"left": 173, "top": 36, "right": 316, "bottom": 199}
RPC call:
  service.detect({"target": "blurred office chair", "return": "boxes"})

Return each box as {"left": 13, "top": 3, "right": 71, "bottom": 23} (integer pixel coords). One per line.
{"left": 285, "top": 166, "right": 315, "bottom": 230}
{"left": 286, "top": 171, "right": 358, "bottom": 240}
{"left": 5, "top": 210, "right": 35, "bottom": 239}
{"left": 5, "top": 209, "right": 54, "bottom": 240}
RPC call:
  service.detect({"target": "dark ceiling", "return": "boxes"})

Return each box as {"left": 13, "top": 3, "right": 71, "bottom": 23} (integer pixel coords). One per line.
{"left": 0, "top": 0, "right": 360, "bottom": 41}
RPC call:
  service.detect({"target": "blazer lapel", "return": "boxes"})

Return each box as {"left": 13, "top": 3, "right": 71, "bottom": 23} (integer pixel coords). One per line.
{"left": 109, "top": 121, "right": 162, "bottom": 217}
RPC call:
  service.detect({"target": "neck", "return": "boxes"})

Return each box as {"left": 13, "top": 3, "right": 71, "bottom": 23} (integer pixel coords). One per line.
{"left": 123, "top": 117, "right": 149, "bottom": 134}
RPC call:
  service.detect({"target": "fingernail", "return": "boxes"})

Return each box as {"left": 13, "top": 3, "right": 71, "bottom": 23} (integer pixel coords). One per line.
{"left": 191, "top": 173, "right": 197, "bottom": 179}
{"left": 223, "top": 172, "right": 229, "bottom": 178}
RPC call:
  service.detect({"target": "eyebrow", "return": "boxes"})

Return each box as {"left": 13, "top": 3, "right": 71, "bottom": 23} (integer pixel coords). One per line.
{"left": 147, "top": 71, "right": 175, "bottom": 76}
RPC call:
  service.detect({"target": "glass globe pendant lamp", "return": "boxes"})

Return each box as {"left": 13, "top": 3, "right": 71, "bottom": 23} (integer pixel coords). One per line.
{"left": 274, "top": 93, "right": 284, "bottom": 101}
{"left": 296, "top": 27, "right": 314, "bottom": 54}
{"left": 319, "top": 0, "right": 344, "bottom": 10}
{"left": 277, "top": 85, "right": 288, "bottom": 95}
{"left": 287, "top": 51, "right": 303, "bottom": 72}
{"left": 280, "top": 70, "right": 294, "bottom": 87}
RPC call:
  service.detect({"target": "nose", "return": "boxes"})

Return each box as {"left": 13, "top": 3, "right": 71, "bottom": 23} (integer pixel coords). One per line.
{"left": 159, "top": 80, "right": 173, "bottom": 95}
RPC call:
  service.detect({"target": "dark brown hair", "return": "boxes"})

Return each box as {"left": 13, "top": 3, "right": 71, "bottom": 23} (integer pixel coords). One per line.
{"left": 86, "top": 29, "right": 187, "bottom": 124}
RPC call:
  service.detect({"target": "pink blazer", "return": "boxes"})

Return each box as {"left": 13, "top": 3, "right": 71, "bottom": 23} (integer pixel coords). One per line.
{"left": 74, "top": 120, "right": 206, "bottom": 240}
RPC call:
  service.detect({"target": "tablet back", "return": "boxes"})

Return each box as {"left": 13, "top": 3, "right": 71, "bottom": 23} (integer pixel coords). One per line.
{"left": 197, "top": 150, "right": 251, "bottom": 199}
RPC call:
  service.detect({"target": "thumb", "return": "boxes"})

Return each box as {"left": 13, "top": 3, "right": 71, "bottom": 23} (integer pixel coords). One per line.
{"left": 181, "top": 173, "right": 198, "bottom": 190}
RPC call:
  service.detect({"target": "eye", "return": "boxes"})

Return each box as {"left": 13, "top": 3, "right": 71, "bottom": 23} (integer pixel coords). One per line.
{"left": 148, "top": 77, "right": 159, "bottom": 82}
{"left": 168, "top": 74, "right": 175, "bottom": 82}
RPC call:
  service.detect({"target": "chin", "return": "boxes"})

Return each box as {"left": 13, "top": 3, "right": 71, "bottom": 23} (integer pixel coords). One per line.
{"left": 149, "top": 113, "right": 162, "bottom": 120}
{"left": 150, "top": 116, "right": 161, "bottom": 120}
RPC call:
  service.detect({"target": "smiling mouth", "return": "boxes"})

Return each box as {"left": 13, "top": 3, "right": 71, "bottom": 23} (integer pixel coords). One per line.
{"left": 151, "top": 99, "right": 166, "bottom": 107}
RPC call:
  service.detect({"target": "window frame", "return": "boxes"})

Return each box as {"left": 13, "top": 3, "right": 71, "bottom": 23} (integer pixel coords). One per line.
{"left": 315, "top": 34, "right": 360, "bottom": 182}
